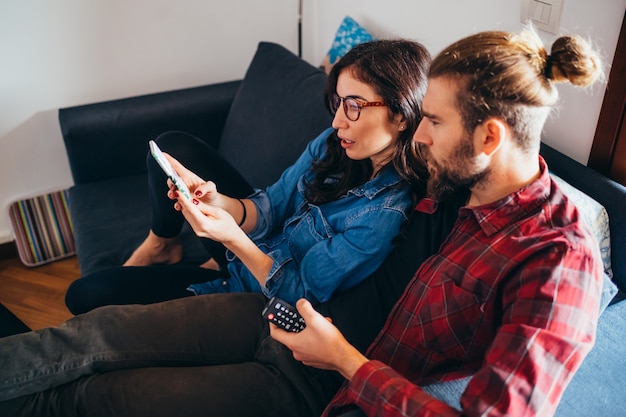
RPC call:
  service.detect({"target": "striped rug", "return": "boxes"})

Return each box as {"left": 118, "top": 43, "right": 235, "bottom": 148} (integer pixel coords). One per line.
{"left": 8, "top": 190, "right": 76, "bottom": 266}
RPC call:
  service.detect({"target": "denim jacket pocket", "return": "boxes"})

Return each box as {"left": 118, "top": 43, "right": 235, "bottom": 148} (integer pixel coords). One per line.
{"left": 286, "top": 205, "right": 335, "bottom": 262}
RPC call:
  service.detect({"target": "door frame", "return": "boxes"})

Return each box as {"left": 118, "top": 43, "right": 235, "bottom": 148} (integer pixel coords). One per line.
{"left": 588, "top": 9, "right": 626, "bottom": 185}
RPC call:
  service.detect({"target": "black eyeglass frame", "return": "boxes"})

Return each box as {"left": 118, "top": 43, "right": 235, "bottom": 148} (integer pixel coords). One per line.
{"left": 329, "top": 93, "right": 386, "bottom": 122}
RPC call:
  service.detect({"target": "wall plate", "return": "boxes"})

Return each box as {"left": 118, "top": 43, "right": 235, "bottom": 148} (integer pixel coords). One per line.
{"left": 520, "top": 0, "right": 564, "bottom": 35}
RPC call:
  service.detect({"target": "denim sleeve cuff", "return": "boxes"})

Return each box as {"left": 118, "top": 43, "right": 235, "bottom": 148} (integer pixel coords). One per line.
{"left": 246, "top": 188, "right": 271, "bottom": 240}
{"left": 262, "top": 251, "right": 290, "bottom": 294}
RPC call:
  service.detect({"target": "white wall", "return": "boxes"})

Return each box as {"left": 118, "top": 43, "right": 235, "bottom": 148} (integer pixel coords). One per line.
{"left": 0, "top": 0, "right": 300, "bottom": 244}
{"left": 0, "top": 0, "right": 624, "bottom": 245}
{"left": 303, "top": 0, "right": 624, "bottom": 163}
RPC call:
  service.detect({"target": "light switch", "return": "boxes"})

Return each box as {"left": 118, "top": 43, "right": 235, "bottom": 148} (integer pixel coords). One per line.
{"left": 530, "top": 1, "right": 542, "bottom": 20}
{"left": 540, "top": 3, "right": 552, "bottom": 23}
{"left": 520, "top": 0, "right": 563, "bottom": 35}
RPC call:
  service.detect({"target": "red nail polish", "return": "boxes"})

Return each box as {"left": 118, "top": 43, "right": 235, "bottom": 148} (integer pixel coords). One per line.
{"left": 195, "top": 190, "right": 202, "bottom": 197}
{"left": 192, "top": 199, "right": 199, "bottom": 205}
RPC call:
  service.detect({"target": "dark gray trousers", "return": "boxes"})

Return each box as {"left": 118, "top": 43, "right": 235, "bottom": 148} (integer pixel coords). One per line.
{"left": 0, "top": 293, "right": 325, "bottom": 417}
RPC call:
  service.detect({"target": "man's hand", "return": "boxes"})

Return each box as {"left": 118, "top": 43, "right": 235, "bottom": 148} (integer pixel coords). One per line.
{"left": 269, "top": 299, "right": 369, "bottom": 380}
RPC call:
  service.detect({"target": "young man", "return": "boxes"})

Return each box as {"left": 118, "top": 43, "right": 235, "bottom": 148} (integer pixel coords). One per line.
{"left": 271, "top": 27, "right": 604, "bottom": 416}
{"left": 0, "top": 27, "right": 604, "bottom": 417}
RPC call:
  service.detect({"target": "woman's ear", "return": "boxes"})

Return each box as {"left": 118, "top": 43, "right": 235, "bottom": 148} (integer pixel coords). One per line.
{"left": 395, "top": 115, "right": 407, "bottom": 131}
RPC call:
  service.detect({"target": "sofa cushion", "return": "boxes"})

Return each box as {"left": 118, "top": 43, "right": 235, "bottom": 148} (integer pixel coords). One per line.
{"left": 551, "top": 173, "right": 618, "bottom": 310}
{"left": 69, "top": 174, "right": 208, "bottom": 275}
{"left": 421, "top": 300, "right": 626, "bottom": 415}
{"left": 320, "top": 16, "right": 375, "bottom": 74}
{"left": 551, "top": 173, "right": 613, "bottom": 278}
{"left": 553, "top": 300, "right": 626, "bottom": 416}
{"left": 218, "top": 42, "right": 333, "bottom": 189}
{"left": 540, "top": 142, "right": 626, "bottom": 292}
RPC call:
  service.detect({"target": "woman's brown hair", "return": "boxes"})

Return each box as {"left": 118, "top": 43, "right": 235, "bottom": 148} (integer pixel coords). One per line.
{"left": 305, "top": 39, "right": 431, "bottom": 204}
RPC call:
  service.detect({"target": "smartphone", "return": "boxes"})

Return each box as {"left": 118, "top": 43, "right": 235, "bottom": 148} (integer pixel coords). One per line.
{"left": 149, "top": 140, "right": 192, "bottom": 200}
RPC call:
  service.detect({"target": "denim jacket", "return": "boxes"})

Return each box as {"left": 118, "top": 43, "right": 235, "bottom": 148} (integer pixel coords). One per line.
{"left": 188, "top": 128, "right": 414, "bottom": 305}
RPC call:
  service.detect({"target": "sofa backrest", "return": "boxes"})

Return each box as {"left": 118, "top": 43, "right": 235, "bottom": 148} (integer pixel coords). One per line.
{"left": 218, "top": 42, "right": 333, "bottom": 189}
{"left": 60, "top": 81, "right": 240, "bottom": 185}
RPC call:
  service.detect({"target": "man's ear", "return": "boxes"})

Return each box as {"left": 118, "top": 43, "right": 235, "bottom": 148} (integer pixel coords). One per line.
{"left": 478, "top": 118, "right": 506, "bottom": 156}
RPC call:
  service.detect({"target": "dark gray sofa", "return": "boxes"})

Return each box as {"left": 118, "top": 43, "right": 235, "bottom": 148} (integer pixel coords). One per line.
{"left": 6, "top": 41, "right": 624, "bottom": 414}
{"left": 60, "top": 42, "right": 333, "bottom": 275}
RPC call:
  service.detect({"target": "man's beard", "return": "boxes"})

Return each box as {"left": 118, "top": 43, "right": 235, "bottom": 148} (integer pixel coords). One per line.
{"left": 421, "top": 140, "right": 490, "bottom": 201}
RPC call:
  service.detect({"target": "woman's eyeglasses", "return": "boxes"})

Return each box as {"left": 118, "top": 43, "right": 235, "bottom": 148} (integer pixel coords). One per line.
{"left": 329, "top": 93, "right": 386, "bottom": 122}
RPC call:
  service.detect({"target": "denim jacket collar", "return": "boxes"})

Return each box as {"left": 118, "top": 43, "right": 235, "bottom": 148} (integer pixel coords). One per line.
{"left": 345, "top": 167, "right": 406, "bottom": 200}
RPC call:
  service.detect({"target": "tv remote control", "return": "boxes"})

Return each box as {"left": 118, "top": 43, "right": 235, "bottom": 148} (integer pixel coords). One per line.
{"left": 262, "top": 296, "right": 306, "bottom": 333}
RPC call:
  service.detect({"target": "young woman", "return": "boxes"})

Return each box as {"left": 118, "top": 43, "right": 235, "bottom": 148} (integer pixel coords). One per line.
{"left": 0, "top": 39, "right": 435, "bottom": 416}
{"left": 64, "top": 39, "right": 431, "bottom": 313}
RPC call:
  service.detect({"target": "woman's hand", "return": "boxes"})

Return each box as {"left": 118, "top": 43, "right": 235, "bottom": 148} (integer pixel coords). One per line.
{"left": 164, "top": 153, "right": 220, "bottom": 205}
{"left": 174, "top": 192, "right": 273, "bottom": 285}
{"left": 174, "top": 192, "right": 244, "bottom": 244}
{"left": 269, "top": 299, "right": 369, "bottom": 380}
{"left": 165, "top": 155, "right": 270, "bottom": 283}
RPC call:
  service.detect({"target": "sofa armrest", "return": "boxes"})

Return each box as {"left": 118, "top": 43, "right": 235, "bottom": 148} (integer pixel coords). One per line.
{"left": 59, "top": 80, "right": 241, "bottom": 185}
{"left": 0, "top": 303, "right": 30, "bottom": 338}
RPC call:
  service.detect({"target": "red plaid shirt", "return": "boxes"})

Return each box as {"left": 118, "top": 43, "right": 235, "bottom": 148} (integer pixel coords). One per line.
{"left": 324, "top": 158, "right": 603, "bottom": 417}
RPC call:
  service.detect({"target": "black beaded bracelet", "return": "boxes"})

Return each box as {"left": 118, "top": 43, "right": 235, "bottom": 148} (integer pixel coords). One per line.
{"left": 237, "top": 198, "right": 247, "bottom": 227}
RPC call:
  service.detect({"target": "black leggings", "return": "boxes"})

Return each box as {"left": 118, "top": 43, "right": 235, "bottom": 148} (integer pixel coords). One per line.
{"left": 65, "top": 132, "right": 255, "bottom": 315}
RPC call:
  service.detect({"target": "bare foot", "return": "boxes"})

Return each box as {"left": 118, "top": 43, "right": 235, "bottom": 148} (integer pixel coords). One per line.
{"left": 199, "top": 258, "right": 221, "bottom": 271}
{"left": 123, "top": 231, "right": 183, "bottom": 266}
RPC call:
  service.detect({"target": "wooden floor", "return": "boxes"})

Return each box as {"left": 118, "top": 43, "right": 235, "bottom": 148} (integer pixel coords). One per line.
{"left": 0, "top": 256, "right": 79, "bottom": 330}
